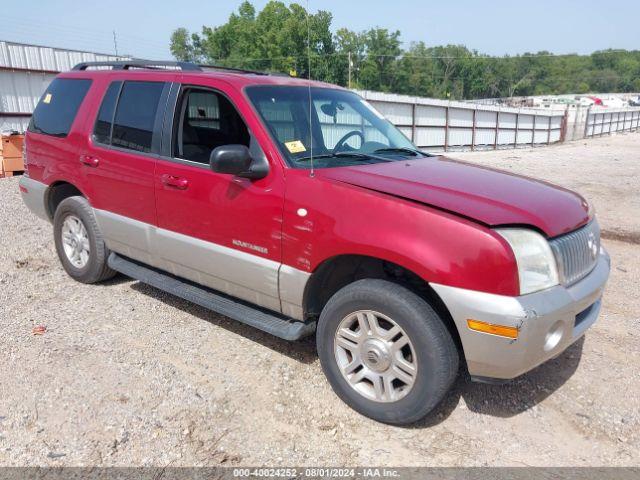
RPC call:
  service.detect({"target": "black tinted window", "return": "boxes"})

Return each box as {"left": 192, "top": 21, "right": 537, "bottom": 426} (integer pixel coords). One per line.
{"left": 93, "top": 81, "right": 122, "bottom": 144}
{"left": 112, "top": 81, "right": 164, "bottom": 153}
{"left": 28, "top": 78, "right": 92, "bottom": 137}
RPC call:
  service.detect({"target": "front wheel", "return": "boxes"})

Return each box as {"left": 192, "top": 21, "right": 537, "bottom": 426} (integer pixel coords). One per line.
{"left": 317, "top": 279, "right": 459, "bottom": 425}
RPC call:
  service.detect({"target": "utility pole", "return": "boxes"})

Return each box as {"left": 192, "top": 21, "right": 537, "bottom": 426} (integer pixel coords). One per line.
{"left": 348, "top": 51, "right": 352, "bottom": 89}
{"left": 112, "top": 30, "right": 119, "bottom": 57}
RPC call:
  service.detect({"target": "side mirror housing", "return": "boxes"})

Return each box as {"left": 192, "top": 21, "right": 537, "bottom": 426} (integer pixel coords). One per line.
{"left": 210, "top": 144, "right": 253, "bottom": 176}
{"left": 209, "top": 143, "right": 269, "bottom": 180}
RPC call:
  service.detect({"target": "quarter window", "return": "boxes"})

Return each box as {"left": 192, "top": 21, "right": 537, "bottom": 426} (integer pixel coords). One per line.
{"left": 111, "top": 81, "right": 164, "bottom": 153}
{"left": 28, "top": 78, "right": 92, "bottom": 137}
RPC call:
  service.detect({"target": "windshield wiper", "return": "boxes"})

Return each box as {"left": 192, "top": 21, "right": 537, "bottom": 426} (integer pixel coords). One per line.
{"left": 296, "top": 152, "right": 392, "bottom": 163}
{"left": 372, "top": 147, "right": 433, "bottom": 157}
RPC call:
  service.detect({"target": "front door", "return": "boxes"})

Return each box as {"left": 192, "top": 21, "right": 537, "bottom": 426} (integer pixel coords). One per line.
{"left": 154, "top": 83, "right": 286, "bottom": 313}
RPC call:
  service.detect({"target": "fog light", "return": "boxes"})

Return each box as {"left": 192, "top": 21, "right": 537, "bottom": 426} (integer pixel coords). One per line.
{"left": 544, "top": 320, "right": 564, "bottom": 351}
{"left": 467, "top": 319, "right": 518, "bottom": 339}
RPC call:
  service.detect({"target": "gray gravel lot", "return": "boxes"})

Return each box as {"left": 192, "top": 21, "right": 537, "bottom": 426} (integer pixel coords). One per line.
{"left": 0, "top": 133, "right": 638, "bottom": 467}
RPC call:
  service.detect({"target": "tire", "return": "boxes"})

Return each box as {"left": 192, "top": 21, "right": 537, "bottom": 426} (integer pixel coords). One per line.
{"left": 317, "top": 279, "right": 458, "bottom": 425}
{"left": 53, "top": 196, "right": 116, "bottom": 284}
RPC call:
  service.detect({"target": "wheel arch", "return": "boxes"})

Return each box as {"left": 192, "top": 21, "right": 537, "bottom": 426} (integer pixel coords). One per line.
{"left": 45, "top": 180, "right": 87, "bottom": 220}
{"left": 302, "top": 254, "right": 463, "bottom": 351}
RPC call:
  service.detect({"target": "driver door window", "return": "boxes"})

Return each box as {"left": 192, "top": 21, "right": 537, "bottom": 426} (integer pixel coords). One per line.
{"left": 174, "top": 88, "right": 250, "bottom": 164}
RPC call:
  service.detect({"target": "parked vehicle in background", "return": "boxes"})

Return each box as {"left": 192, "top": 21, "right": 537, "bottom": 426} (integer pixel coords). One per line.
{"left": 587, "top": 96, "right": 604, "bottom": 106}
{"left": 601, "top": 96, "right": 627, "bottom": 108}
{"left": 19, "top": 61, "right": 610, "bottom": 424}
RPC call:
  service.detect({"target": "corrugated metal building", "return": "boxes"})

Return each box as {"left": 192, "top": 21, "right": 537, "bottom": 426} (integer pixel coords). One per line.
{"left": 0, "top": 40, "right": 125, "bottom": 132}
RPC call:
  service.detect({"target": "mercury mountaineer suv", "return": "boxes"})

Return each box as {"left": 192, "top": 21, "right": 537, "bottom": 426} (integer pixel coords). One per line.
{"left": 19, "top": 61, "right": 610, "bottom": 424}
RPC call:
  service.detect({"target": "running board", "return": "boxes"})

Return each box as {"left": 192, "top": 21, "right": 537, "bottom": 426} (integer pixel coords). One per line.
{"left": 107, "top": 253, "right": 316, "bottom": 341}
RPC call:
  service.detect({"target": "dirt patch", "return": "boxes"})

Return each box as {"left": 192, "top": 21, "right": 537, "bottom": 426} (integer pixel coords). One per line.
{"left": 601, "top": 229, "right": 640, "bottom": 245}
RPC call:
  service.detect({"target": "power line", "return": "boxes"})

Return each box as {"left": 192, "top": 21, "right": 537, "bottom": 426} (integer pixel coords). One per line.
{"left": 5, "top": 11, "right": 633, "bottom": 62}
{"left": 0, "top": 16, "right": 170, "bottom": 58}
{"left": 206, "top": 49, "right": 635, "bottom": 64}
{"left": 0, "top": 14, "right": 170, "bottom": 48}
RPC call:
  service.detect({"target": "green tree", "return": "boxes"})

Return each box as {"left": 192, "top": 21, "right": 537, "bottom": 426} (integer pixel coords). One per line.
{"left": 358, "top": 28, "right": 402, "bottom": 92}
{"left": 168, "top": 1, "right": 640, "bottom": 99}
{"left": 172, "top": 1, "right": 334, "bottom": 77}
{"left": 334, "top": 28, "right": 366, "bottom": 87}
{"left": 169, "top": 28, "right": 198, "bottom": 61}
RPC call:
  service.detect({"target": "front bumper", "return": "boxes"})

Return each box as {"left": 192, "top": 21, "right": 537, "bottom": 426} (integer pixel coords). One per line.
{"left": 432, "top": 249, "right": 610, "bottom": 380}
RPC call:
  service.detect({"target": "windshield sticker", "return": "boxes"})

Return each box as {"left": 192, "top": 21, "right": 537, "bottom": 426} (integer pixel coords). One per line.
{"left": 360, "top": 99, "right": 385, "bottom": 119}
{"left": 285, "top": 140, "right": 306, "bottom": 153}
{"left": 43, "top": 93, "right": 52, "bottom": 104}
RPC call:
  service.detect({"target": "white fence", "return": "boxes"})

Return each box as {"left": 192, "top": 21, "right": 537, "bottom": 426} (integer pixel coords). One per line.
{"left": 357, "top": 90, "right": 566, "bottom": 151}
{"left": 585, "top": 108, "right": 640, "bottom": 137}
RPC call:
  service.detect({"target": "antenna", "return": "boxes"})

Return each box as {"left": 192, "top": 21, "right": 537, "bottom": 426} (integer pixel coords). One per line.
{"left": 306, "top": 0, "right": 314, "bottom": 178}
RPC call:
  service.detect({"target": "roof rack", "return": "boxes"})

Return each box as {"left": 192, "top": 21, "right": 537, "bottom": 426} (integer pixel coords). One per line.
{"left": 72, "top": 60, "right": 283, "bottom": 76}
{"left": 199, "top": 64, "right": 269, "bottom": 76}
{"left": 71, "top": 60, "right": 294, "bottom": 80}
{"left": 72, "top": 60, "right": 203, "bottom": 71}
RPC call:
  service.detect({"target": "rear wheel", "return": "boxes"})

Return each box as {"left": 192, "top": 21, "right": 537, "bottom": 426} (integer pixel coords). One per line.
{"left": 317, "top": 279, "right": 458, "bottom": 425}
{"left": 53, "top": 196, "right": 116, "bottom": 283}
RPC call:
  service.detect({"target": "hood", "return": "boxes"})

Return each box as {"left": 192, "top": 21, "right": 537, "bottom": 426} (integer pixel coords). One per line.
{"left": 318, "top": 156, "right": 590, "bottom": 237}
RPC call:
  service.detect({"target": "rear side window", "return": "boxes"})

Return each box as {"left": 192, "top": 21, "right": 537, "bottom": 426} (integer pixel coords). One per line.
{"left": 28, "top": 78, "right": 92, "bottom": 137}
{"left": 93, "top": 81, "right": 122, "bottom": 144}
{"left": 111, "top": 81, "right": 164, "bottom": 153}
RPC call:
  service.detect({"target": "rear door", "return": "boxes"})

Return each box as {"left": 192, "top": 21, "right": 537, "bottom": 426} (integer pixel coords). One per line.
{"left": 153, "top": 80, "right": 286, "bottom": 313}
{"left": 26, "top": 77, "right": 93, "bottom": 184}
{"left": 79, "top": 77, "right": 171, "bottom": 262}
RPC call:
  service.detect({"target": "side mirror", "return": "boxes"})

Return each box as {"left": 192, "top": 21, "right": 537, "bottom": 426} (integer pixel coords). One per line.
{"left": 210, "top": 144, "right": 253, "bottom": 176}
{"left": 320, "top": 102, "right": 337, "bottom": 118}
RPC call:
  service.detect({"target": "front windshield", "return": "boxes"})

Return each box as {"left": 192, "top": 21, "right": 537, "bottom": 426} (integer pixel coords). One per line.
{"left": 246, "top": 86, "right": 428, "bottom": 168}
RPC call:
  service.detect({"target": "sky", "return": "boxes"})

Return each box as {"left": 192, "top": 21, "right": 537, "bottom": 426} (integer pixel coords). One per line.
{"left": 2, "top": 0, "right": 639, "bottom": 59}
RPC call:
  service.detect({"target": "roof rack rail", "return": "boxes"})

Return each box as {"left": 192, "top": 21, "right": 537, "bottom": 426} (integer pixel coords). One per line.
{"left": 71, "top": 60, "right": 203, "bottom": 71}
{"left": 71, "top": 60, "right": 288, "bottom": 77}
{"left": 198, "top": 64, "right": 270, "bottom": 76}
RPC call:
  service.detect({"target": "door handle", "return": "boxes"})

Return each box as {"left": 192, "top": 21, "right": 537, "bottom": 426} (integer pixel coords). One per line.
{"left": 161, "top": 174, "right": 189, "bottom": 190}
{"left": 80, "top": 155, "right": 100, "bottom": 167}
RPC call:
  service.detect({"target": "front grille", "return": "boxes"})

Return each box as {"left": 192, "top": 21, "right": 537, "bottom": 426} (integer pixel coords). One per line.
{"left": 550, "top": 219, "right": 600, "bottom": 286}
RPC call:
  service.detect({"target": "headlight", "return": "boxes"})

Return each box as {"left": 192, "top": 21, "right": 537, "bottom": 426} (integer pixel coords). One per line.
{"left": 496, "top": 228, "right": 559, "bottom": 295}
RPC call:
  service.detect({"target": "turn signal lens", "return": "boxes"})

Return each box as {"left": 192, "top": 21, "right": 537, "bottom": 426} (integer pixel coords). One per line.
{"left": 467, "top": 319, "right": 519, "bottom": 339}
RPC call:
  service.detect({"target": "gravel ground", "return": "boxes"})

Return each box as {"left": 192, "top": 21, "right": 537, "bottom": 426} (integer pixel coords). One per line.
{"left": 0, "top": 133, "right": 638, "bottom": 467}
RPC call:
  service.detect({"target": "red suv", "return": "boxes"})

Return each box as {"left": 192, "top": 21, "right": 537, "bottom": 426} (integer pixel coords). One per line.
{"left": 20, "top": 61, "right": 610, "bottom": 424}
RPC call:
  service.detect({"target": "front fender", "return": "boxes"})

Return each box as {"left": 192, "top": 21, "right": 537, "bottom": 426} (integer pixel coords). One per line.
{"left": 282, "top": 171, "right": 519, "bottom": 296}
